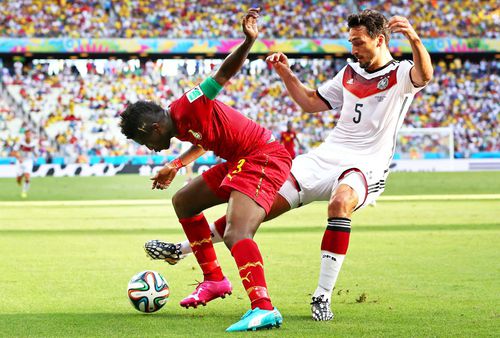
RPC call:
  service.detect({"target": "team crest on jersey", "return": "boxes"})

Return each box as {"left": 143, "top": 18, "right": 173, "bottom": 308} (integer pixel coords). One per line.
{"left": 188, "top": 129, "right": 202, "bottom": 140}
{"left": 377, "top": 77, "right": 389, "bottom": 90}
{"left": 187, "top": 86, "right": 203, "bottom": 102}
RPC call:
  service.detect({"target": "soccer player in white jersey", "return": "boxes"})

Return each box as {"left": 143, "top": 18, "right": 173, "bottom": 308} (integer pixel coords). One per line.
{"left": 144, "top": 9, "right": 433, "bottom": 321}
{"left": 12, "top": 129, "right": 38, "bottom": 198}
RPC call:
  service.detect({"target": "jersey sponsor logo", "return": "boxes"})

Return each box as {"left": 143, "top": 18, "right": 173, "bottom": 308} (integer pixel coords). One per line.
{"left": 346, "top": 78, "right": 354, "bottom": 85}
{"left": 188, "top": 129, "right": 202, "bottom": 140}
{"left": 186, "top": 86, "right": 203, "bottom": 102}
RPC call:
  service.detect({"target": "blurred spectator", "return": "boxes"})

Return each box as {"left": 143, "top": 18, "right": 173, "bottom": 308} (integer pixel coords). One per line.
{"left": 0, "top": 0, "right": 497, "bottom": 38}
{"left": 1, "top": 57, "right": 498, "bottom": 163}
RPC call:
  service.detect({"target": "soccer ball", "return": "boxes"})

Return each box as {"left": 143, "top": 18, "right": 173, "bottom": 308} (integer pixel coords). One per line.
{"left": 127, "top": 270, "right": 170, "bottom": 313}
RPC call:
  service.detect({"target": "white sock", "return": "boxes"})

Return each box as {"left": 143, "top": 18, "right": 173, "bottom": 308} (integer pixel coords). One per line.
{"left": 178, "top": 222, "right": 223, "bottom": 255}
{"left": 313, "top": 250, "right": 346, "bottom": 302}
{"left": 23, "top": 181, "right": 30, "bottom": 193}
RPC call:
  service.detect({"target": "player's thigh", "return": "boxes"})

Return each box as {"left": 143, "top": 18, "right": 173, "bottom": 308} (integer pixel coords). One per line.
{"left": 172, "top": 174, "right": 227, "bottom": 218}
{"left": 264, "top": 178, "right": 296, "bottom": 221}
{"left": 292, "top": 151, "right": 351, "bottom": 207}
{"left": 265, "top": 193, "right": 291, "bottom": 221}
{"left": 224, "top": 190, "right": 266, "bottom": 249}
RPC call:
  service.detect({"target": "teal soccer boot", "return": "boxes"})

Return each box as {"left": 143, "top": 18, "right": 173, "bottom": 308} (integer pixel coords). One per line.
{"left": 226, "top": 307, "right": 282, "bottom": 332}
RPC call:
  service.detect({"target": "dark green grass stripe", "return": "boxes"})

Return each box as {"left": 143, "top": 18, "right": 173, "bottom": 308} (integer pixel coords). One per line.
{"left": 1, "top": 223, "right": 498, "bottom": 236}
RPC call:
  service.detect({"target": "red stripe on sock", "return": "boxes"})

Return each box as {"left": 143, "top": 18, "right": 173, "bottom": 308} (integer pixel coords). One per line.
{"left": 231, "top": 239, "right": 273, "bottom": 310}
{"left": 321, "top": 229, "right": 350, "bottom": 255}
{"left": 179, "top": 214, "right": 224, "bottom": 281}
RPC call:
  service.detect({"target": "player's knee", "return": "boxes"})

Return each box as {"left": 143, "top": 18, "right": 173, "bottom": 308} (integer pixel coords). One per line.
{"left": 328, "top": 190, "right": 357, "bottom": 217}
{"left": 172, "top": 189, "right": 191, "bottom": 217}
{"left": 223, "top": 227, "right": 252, "bottom": 250}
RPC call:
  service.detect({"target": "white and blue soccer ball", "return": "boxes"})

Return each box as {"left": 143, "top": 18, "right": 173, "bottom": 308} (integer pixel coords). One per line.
{"left": 127, "top": 270, "right": 170, "bottom": 313}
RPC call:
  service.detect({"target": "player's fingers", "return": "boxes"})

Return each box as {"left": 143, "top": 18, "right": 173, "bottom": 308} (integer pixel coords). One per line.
{"left": 247, "top": 11, "right": 259, "bottom": 18}
{"left": 266, "top": 54, "right": 276, "bottom": 62}
{"left": 388, "top": 22, "right": 408, "bottom": 31}
{"left": 266, "top": 55, "right": 276, "bottom": 63}
{"left": 270, "top": 52, "right": 284, "bottom": 62}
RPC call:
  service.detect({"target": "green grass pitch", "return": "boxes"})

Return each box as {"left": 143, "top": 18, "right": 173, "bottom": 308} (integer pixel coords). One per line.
{"left": 0, "top": 172, "right": 499, "bottom": 337}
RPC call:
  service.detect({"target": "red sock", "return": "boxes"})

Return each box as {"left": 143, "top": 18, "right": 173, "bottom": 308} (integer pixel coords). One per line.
{"left": 214, "top": 215, "right": 227, "bottom": 237}
{"left": 321, "top": 217, "right": 351, "bottom": 254}
{"left": 179, "top": 214, "right": 224, "bottom": 281}
{"left": 231, "top": 239, "right": 273, "bottom": 310}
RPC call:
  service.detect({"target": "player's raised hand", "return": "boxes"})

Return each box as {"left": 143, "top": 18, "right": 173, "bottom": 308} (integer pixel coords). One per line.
{"left": 150, "top": 164, "right": 178, "bottom": 190}
{"left": 242, "top": 7, "right": 260, "bottom": 40}
{"left": 266, "top": 52, "right": 290, "bottom": 77}
{"left": 387, "top": 16, "right": 419, "bottom": 42}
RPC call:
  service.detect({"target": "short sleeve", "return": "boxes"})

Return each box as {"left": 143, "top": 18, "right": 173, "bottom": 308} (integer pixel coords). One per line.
{"left": 317, "top": 67, "right": 345, "bottom": 111}
{"left": 398, "top": 60, "right": 426, "bottom": 95}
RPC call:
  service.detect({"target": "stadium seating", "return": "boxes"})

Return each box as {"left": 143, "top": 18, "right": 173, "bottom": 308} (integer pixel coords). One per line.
{"left": 0, "top": 0, "right": 497, "bottom": 38}
{"left": 0, "top": 57, "right": 498, "bottom": 164}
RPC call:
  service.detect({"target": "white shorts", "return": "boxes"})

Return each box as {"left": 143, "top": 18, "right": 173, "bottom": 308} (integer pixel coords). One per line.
{"left": 16, "top": 159, "right": 34, "bottom": 176}
{"left": 278, "top": 150, "right": 388, "bottom": 210}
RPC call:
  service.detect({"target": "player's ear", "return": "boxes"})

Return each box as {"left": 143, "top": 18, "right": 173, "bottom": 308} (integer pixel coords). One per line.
{"left": 151, "top": 122, "right": 161, "bottom": 134}
{"left": 377, "top": 34, "right": 384, "bottom": 47}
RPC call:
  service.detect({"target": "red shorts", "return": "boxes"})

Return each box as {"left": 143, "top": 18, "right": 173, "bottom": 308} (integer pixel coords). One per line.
{"left": 202, "top": 141, "right": 292, "bottom": 214}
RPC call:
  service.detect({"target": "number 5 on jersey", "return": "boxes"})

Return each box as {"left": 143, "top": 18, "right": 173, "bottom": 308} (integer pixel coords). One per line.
{"left": 353, "top": 103, "right": 363, "bottom": 124}
{"left": 227, "top": 159, "right": 246, "bottom": 181}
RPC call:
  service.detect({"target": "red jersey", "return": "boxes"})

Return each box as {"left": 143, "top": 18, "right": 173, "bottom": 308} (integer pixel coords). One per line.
{"left": 169, "top": 81, "right": 274, "bottom": 162}
{"left": 280, "top": 130, "right": 297, "bottom": 158}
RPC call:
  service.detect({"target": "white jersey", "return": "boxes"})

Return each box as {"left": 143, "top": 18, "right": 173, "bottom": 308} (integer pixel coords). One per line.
{"left": 316, "top": 60, "right": 425, "bottom": 168}
{"left": 15, "top": 138, "right": 37, "bottom": 163}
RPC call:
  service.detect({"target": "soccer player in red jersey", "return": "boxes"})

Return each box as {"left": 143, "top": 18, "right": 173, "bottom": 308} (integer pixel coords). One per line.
{"left": 119, "top": 8, "right": 290, "bottom": 332}
{"left": 145, "top": 10, "right": 433, "bottom": 323}
{"left": 280, "top": 120, "right": 302, "bottom": 159}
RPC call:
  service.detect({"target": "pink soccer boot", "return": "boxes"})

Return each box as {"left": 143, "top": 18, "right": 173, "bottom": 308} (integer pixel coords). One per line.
{"left": 180, "top": 276, "right": 232, "bottom": 308}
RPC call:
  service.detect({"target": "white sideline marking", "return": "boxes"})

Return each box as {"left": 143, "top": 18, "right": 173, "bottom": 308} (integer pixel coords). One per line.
{"left": 378, "top": 194, "right": 500, "bottom": 201}
{"left": 0, "top": 200, "right": 172, "bottom": 207}
{"left": 0, "top": 194, "right": 499, "bottom": 207}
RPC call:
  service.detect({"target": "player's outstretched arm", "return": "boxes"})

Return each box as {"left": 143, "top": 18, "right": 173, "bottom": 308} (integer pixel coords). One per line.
{"left": 266, "top": 52, "right": 330, "bottom": 113}
{"left": 388, "top": 16, "right": 433, "bottom": 87}
{"left": 212, "top": 8, "right": 260, "bottom": 87}
{"left": 151, "top": 145, "right": 205, "bottom": 190}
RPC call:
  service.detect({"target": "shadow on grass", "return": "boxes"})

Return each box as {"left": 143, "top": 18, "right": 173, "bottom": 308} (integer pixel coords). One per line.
{"left": 0, "top": 312, "right": 236, "bottom": 337}
{"left": 1, "top": 223, "right": 498, "bottom": 236}
{"left": 0, "top": 312, "right": 327, "bottom": 337}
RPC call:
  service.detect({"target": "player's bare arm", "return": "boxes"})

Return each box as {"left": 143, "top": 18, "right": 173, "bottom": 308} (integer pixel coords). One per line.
{"left": 212, "top": 8, "right": 260, "bottom": 87}
{"left": 10, "top": 150, "right": 20, "bottom": 160}
{"left": 388, "top": 16, "right": 433, "bottom": 87}
{"left": 266, "top": 52, "right": 329, "bottom": 113}
{"left": 151, "top": 145, "right": 206, "bottom": 190}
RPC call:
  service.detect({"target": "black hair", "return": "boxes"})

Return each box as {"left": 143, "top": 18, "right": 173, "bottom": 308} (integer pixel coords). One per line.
{"left": 347, "top": 10, "right": 390, "bottom": 45}
{"left": 119, "top": 101, "right": 164, "bottom": 140}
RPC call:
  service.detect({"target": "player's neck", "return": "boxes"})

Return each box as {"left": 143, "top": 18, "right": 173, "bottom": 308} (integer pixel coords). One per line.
{"left": 165, "top": 107, "right": 178, "bottom": 137}
{"left": 366, "top": 50, "right": 393, "bottom": 72}
{"left": 366, "top": 58, "right": 394, "bottom": 73}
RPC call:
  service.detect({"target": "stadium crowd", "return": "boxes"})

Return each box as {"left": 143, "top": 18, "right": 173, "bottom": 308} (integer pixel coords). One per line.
{"left": 0, "top": 0, "right": 498, "bottom": 39}
{"left": 0, "top": 57, "right": 498, "bottom": 162}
